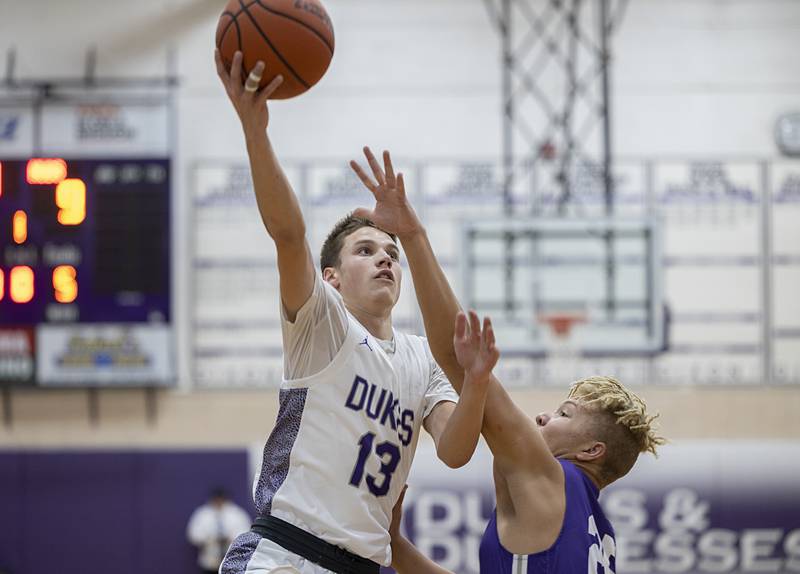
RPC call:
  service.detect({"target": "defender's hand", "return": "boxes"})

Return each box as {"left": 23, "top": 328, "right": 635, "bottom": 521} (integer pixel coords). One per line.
{"left": 349, "top": 147, "right": 424, "bottom": 239}
{"left": 454, "top": 310, "right": 500, "bottom": 384}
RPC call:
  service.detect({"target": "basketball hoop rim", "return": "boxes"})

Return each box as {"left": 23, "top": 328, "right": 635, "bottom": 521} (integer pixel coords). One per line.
{"left": 537, "top": 312, "right": 587, "bottom": 338}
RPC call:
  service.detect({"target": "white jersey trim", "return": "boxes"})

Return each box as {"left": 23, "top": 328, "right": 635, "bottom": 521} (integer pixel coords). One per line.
{"left": 512, "top": 553, "right": 528, "bottom": 574}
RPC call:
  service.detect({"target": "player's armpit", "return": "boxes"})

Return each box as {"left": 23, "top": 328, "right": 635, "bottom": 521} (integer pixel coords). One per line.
{"left": 481, "top": 376, "right": 562, "bottom": 481}
{"left": 276, "top": 238, "right": 316, "bottom": 321}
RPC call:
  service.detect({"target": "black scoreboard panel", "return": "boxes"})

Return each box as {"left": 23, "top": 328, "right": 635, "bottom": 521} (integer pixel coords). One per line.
{"left": 0, "top": 158, "right": 172, "bottom": 386}
{"left": 0, "top": 158, "right": 170, "bottom": 324}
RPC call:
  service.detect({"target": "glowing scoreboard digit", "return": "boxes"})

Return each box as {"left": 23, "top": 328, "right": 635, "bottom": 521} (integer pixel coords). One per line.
{"left": 0, "top": 158, "right": 172, "bottom": 386}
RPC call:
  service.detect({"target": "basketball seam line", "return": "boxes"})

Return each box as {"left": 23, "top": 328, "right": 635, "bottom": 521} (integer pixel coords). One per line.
{"left": 217, "top": 14, "right": 244, "bottom": 56}
{"left": 238, "top": 0, "right": 310, "bottom": 88}
{"left": 233, "top": 16, "right": 243, "bottom": 52}
{"left": 217, "top": 11, "right": 237, "bottom": 45}
{"left": 254, "top": 0, "right": 334, "bottom": 55}
{"left": 216, "top": 1, "right": 260, "bottom": 49}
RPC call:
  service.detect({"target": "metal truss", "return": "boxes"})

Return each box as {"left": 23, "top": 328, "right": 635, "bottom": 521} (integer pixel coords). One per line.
{"left": 482, "top": 0, "right": 629, "bottom": 216}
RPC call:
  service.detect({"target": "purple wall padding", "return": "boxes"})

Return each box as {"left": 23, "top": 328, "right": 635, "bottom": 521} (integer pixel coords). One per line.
{"left": 0, "top": 450, "right": 254, "bottom": 574}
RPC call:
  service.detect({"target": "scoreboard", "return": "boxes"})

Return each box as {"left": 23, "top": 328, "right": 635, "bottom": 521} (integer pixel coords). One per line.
{"left": 0, "top": 157, "right": 173, "bottom": 386}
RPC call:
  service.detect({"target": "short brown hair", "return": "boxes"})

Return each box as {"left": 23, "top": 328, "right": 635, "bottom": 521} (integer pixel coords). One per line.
{"left": 320, "top": 214, "right": 398, "bottom": 271}
{"left": 568, "top": 376, "right": 666, "bottom": 484}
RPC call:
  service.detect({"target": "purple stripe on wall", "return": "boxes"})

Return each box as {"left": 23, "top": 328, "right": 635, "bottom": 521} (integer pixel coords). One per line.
{"left": 0, "top": 450, "right": 252, "bottom": 574}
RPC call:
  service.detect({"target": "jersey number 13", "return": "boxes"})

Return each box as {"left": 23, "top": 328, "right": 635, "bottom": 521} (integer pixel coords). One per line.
{"left": 349, "top": 432, "right": 401, "bottom": 497}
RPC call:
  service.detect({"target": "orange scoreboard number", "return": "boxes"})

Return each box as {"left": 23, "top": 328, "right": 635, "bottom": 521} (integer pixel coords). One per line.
{"left": 52, "top": 265, "right": 78, "bottom": 303}
{"left": 9, "top": 265, "right": 35, "bottom": 304}
{"left": 55, "top": 178, "right": 86, "bottom": 225}
{"left": 1, "top": 159, "right": 83, "bottom": 305}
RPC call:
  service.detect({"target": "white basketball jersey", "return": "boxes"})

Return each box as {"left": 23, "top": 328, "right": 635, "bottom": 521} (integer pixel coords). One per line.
{"left": 253, "top": 313, "right": 455, "bottom": 566}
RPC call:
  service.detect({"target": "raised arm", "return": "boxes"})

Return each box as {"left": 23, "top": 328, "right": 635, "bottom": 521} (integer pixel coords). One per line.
{"left": 421, "top": 310, "right": 498, "bottom": 468}
{"left": 350, "top": 148, "right": 560, "bottom": 481}
{"left": 215, "top": 50, "right": 316, "bottom": 319}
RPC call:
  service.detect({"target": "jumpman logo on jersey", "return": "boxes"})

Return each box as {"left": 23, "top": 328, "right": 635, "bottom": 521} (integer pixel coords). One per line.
{"left": 359, "top": 337, "right": 373, "bottom": 352}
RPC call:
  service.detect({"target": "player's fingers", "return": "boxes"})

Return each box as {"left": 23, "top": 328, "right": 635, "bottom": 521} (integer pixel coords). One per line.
{"left": 455, "top": 311, "right": 468, "bottom": 340}
{"left": 397, "top": 484, "right": 408, "bottom": 505}
{"left": 364, "top": 146, "right": 386, "bottom": 187}
{"left": 250, "top": 60, "right": 265, "bottom": 80}
{"left": 244, "top": 60, "right": 264, "bottom": 87}
{"left": 350, "top": 160, "right": 378, "bottom": 193}
{"left": 230, "top": 51, "right": 244, "bottom": 87}
{"left": 468, "top": 310, "right": 481, "bottom": 340}
{"left": 259, "top": 74, "right": 284, "bottom": 103}
{"left": 482, "top": 316, "right": 495, "bottom": 347}
{"left": 383, "top": 150, "right": 396, "bottom": 187}
{"left": 396, "top": 173, "right": 407, "bottom": 198}
{"left": 214, "top": 49, "right": 229, "bottom": 82}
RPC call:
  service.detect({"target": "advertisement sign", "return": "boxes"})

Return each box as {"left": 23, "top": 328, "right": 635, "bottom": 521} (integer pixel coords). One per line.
{"left": 0, "top": 105, "right": 35, "bottom": 155}
{"left": 0, "top": 327, "right": 35, "bottom": 383}
{"left": 36, "top": 324, "right": 173, "bottom": 386}
{"left": 0, "top": 101, "right": 169, "bottom": 157}
{"left": 41, "top": 102, "right": 169, "bottom": 156}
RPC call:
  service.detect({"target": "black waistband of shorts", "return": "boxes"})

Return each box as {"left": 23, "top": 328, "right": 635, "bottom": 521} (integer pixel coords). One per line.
{"left": 251, "top": 515, "right": 381, "bottom": 574}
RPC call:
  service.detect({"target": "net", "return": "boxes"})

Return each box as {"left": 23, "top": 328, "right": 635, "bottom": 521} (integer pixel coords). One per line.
{"left": 538, "top": 312, "right": 586, "bottom": 385}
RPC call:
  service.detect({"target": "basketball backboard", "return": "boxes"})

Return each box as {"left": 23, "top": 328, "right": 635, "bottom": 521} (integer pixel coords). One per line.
{"left": 461, "top": 217, "right": 664, "bottom": 357}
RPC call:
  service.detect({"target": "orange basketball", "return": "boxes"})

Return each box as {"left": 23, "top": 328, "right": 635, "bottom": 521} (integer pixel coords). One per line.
{"left": 216, "top": 0, "right": 335, "bottom": 99}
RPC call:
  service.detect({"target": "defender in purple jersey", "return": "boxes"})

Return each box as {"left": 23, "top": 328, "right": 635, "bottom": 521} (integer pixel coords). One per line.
{"left": 349, "top": 152, "right": 665, "bottom": 574}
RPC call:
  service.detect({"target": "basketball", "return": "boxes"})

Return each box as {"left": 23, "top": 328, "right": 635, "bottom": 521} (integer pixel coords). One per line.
{"left": 216, "top": 0, "right": 335, "bottom": 99}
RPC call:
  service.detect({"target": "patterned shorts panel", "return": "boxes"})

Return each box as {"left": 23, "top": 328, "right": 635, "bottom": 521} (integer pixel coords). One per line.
{"left": 221, "top": 532, "right": 337, "bottom": 574}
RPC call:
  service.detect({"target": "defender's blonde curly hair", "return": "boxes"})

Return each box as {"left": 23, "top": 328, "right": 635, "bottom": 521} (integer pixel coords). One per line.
{"left": 568, "top": 376, "right": 666, "bottom": 482}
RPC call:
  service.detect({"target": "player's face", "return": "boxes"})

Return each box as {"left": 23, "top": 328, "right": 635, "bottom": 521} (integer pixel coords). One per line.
{"left": 535, "top": 399, "right": 596, "bottom": 458}
{"left": 328, "top": 227, "right": 402, "bottom": 313}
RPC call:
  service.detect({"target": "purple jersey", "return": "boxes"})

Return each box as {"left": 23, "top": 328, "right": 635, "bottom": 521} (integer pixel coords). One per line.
{"left": 479, "top": 459, "right": 616, "bottom": 573}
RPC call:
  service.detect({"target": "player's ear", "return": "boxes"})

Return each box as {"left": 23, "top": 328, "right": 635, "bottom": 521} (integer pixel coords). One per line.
{"left": 323, "top": 267, "right": 340, "bottom": 289}
{"left": 576, "top": 441, "right": 606, "bottom": 462}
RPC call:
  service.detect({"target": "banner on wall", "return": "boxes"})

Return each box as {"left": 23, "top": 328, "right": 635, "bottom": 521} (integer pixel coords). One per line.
{"left": 41, "top": 102, "right": 169, "bottom": 156}
{"left": 0, "top": 100, "right": 169, "bottom": 157}
{"left": 395, "top": 441, "right": 800, "bottom": 574}
{"left": 0, "top": 327, "right": 35, "bottom": 383}
{"left": 0, "top": 105, "right": 34, "bottom": 155}
{"left": 36, "top": 324, "right": 173, "bottom": 386}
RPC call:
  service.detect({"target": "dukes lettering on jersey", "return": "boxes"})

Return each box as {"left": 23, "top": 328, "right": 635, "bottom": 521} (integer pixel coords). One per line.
{"left": 345, "top": 375, "right": 415, "bottom": 446}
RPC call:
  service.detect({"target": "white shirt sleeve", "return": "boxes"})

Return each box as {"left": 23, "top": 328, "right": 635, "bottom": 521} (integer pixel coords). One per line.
{"left": 280, "top": 274, "right": 349, "bottom": 380}
{"left": 186, "top": 506, "right": 213, "bottom": 545}
{"left": 222, "top": 503, "right": 252, "bottom": 538}
{"left": 421, "top": 339, "right": 459, "bottom": 418}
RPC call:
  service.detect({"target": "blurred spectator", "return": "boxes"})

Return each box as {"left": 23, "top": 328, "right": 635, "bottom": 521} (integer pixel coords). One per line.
{"left": 186, "top": 487, "right": 251, "bottom": 574}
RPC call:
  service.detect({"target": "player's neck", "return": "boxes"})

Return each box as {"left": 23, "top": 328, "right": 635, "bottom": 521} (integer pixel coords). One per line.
{"left": 573, "top": 461, "right": 606, "bottom": 490}
{"left": 348, "top": 306, "right": 393, "bottom": 340}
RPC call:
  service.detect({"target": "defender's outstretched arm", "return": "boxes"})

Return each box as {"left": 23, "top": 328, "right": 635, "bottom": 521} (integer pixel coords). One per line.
{"left": 350, "top": 147, "right": 560, "bottom": 480}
